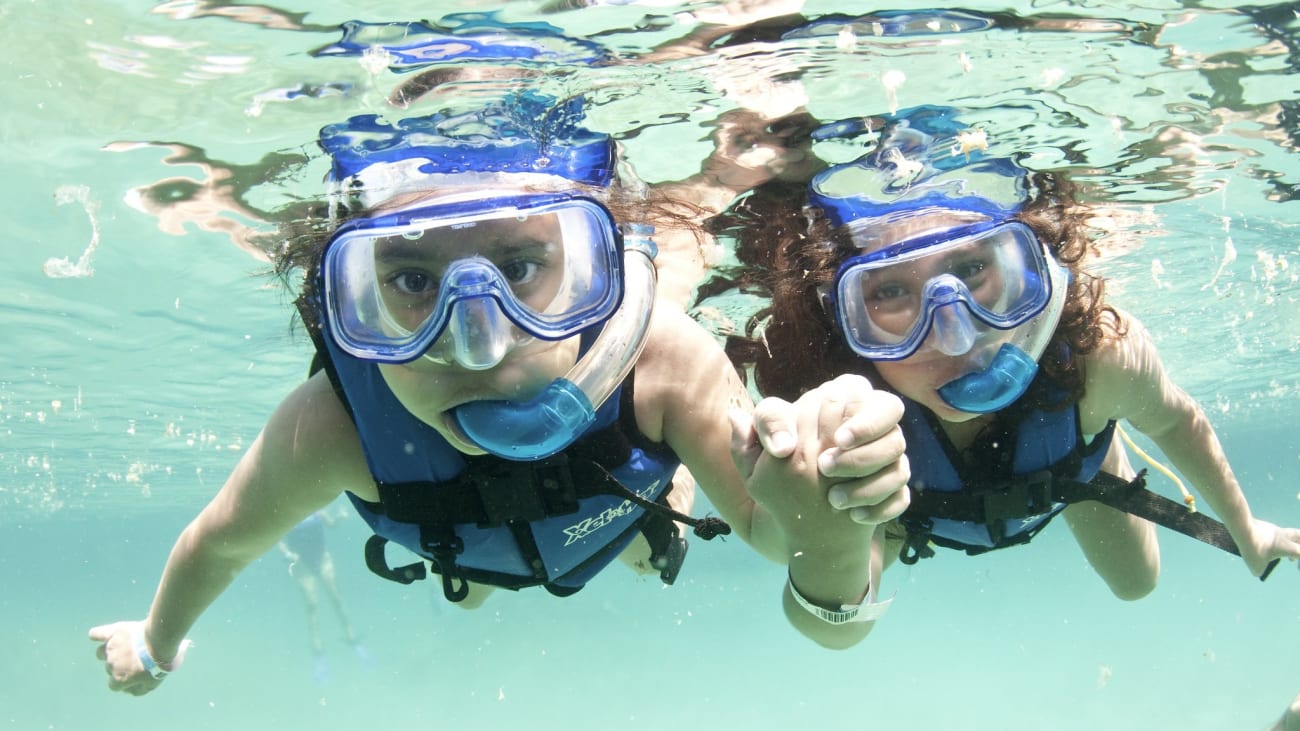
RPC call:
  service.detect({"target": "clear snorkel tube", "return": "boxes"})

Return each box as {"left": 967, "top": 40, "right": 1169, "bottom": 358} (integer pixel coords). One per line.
{"left": 452, "top": 225, "right": 659, "bottom": 460}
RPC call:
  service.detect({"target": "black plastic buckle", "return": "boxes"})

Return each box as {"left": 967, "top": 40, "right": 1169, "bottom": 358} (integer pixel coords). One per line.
{"left": 983, "top": 470, "right": 1054, "bottom": 522}
{"left": 651, "top": 532, "right": 689, "bottom": 585}
{"left": 428, "top": 534, "right": 469, "bottom": 602}
{"left": 475, "top": 457, "right": 579, "bottom": 527}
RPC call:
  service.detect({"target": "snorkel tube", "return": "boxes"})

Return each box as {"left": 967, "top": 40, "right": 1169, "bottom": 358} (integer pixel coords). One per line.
{"left": 453, "top": 226, "right": 658, "bottom": 460}
{"left": 935, "top": 257, "right": 1068, "bottom": 413}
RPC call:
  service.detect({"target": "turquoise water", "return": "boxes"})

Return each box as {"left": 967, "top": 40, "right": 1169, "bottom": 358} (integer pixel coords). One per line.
{"left": 3, "top": 1, "right": 1299, "bottom": 729}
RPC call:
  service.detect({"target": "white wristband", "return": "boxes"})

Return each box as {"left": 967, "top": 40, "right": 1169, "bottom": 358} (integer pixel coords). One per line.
{"left": 788, "top": 574, "right": 893, "bottom": 625}
{"left": 128, "top": 622, "right": 190, "bottom": 680}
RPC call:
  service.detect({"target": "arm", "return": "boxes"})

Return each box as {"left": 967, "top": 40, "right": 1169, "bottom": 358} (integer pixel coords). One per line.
{"left": 1267, "top": 692, "right": 1300, "bottom": 731}
{"left": 1084, "top": 311, "right": 1300, "bottom": 577}
{"left": 637, "top": 308, "right": 909, "bottom": 646}
{"left": 733, "top": 375, "right": 909, "bottom": 649}
{"left": 633, "top": 306, "right": 780, "bottom": 555}
{"left": 89, "top": 373, "right": 370, "bottom": 694}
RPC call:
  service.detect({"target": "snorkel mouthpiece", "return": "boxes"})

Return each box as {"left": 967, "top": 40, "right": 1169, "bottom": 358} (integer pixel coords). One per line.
{"left": 453, "top": 230, "right": 660, "bottom": 461}
{"left": 937, "top": 343, "right": 1038, "bottom": 414}
{"left": 454, "top": 379, "right": 596, "bottom": 460}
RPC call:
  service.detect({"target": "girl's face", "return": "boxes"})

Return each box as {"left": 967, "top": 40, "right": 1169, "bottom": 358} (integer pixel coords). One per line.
{"left": 353, "top": 188, "right": 591, "bottom": 455}
{"left": 835, "top": 211, "right": 1038, "bottom": 423}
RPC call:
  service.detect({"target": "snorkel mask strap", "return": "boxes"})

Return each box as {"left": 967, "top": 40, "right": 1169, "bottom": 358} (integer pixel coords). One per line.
{"left": 453, "top": 227, "right": 659, "bottom": 460}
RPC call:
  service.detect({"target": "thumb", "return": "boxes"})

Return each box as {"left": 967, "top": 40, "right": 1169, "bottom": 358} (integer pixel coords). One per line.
{"left": 88, "top": 622, "right": 122, "bottom": 642}
{"left": 729, "top": 408, "right": 760, "bottom": 480}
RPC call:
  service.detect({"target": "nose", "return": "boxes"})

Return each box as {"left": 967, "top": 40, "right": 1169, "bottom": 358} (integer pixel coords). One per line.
{"left": 928, "top": 301, "right": 977, "bottom": 356}
{"left": 423, "top": 296, "right": 514, "bottom": 370}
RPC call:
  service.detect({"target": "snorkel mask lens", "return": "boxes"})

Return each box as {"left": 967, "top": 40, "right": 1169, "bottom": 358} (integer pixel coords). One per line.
{"left": 829, "top": 221, "right": 1055, "bottom": 361}
{"left": 321, "top": 192, "right": 624, "bottom": 365}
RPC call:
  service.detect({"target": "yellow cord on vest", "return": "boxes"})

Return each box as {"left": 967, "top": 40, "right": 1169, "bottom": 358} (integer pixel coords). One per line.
{"left": 1115, "top": 422, "right": 1196, "bottom": 512}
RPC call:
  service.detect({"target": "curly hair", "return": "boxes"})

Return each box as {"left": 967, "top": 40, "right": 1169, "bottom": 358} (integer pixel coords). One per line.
{"left": 712, "top": 169, "right": 1124, "bottom": 412}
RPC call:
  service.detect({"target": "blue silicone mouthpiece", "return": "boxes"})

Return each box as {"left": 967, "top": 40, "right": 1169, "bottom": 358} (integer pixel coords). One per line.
{"left": 936, "top": 343, "right": 1039, "bottom": 414}
{"left": 452, "top": 378, "right": 595, "bottom": 461}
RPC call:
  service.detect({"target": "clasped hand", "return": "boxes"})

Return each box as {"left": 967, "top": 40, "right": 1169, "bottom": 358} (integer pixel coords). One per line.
{"left": 730, "top": 374, "right": 910, "bottom": 543}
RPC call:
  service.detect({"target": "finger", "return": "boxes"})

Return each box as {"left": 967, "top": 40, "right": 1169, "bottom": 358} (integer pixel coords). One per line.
{"left": 1282, "top": 526, "right": 1300, "bottom": 558}
{"left": 810, "top": 374, "right": 873, "bottom": 444}
{"left": 830, "top": 390, "right": 905, "bottom": 451}
{"left": 849, "top": 481, "right": 912, "bottom": 526}
{"left": 88, "top": 623, "right": 116, "bottom": 642}
{"left": 96, "top": 644, "right": 108, "bottom": 661}
{"left": 827, "top": 456, "right": 910, "bottom": 510}
{"left": 824, "top": 373, "right": 876, "bottom": 426}
{"left": 728, "top": 408, "right": 761, "bottom": 480}
{"left": 819, "top": 426, "right": 907, "bottom": 480}
{"left": 750, "top": 397, "right": 798, "bottom": 458}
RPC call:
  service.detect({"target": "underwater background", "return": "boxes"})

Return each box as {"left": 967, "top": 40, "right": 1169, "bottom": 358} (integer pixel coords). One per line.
{"left": 2, "top": 1, "right": 1298, "bottom": 729}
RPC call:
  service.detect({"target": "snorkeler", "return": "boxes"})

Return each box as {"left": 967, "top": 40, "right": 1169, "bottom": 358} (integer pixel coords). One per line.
{"left": 88, "top": 90, "right": 909, "bottom": 694}
{"left": 277, "top": 508, "right": 370, "bottom": 683}
{"left": 721, "top": 106, "right": 1300, "bottom": 608}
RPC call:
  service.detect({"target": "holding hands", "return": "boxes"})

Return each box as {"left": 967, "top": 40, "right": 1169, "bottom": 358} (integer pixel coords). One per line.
{"left": 730, "top": 373, "right": 910, "bottom": 543}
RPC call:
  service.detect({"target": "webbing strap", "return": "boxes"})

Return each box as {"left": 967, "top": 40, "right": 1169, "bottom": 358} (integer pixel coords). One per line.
{"left": 904, "top": 470, "right": 1278, "bottom": 581}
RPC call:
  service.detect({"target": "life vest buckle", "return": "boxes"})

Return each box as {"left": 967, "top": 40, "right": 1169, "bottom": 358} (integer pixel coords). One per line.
{"left": 983, "top": 469, "right": 1054, "bottom": 522}
{"left": 474, "top": 456, "right": 580, "bottom": 527}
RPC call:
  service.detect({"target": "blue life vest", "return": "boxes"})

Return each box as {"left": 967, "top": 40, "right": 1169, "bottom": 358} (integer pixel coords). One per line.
{"left": 899, "top": 395, "right": 1116, "bottom": 555}
{"left": 316, "top": 329, "right": 682, "bottom": 598}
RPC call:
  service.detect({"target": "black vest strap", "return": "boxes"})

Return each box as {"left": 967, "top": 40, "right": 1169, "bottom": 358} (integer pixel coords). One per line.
{"left": 901, "top": 469, "right": 1279, "bottom": 580}
{"left": 297, "top": 307, "right": 736, "bottom": 598}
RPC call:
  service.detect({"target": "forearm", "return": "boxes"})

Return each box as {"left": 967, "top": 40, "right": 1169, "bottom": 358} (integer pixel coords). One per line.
{"left": 1149, "top": 409, "right": 1254, "bottom": 536}
{"left": 145, "top": 520, "right": 256, "bottom": 661}
{"left": 744, "top": 501, "right": 797, "bottom": 564}
{"left": 783, "top": 527, "right": 878, "bottom": 649}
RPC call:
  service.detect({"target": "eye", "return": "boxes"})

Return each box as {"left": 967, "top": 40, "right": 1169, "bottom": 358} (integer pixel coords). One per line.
{"left": 866, "top": 280, "right": 909, "bottom": 302}
{"left": 499, "top": 259, "right": 540, "bottom": 285}
{"left": 949, "top": 256, "right": 991, "bottom": 282}
{"left": 387, "top": 269, "right": 437, "bottom": 296}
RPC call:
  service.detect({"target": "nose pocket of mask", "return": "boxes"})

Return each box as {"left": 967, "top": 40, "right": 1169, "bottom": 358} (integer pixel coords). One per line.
{"left": 926, "top": 278, "right": 978, "bottom": 356}
{"left": 446, "top": 297, "right": 513, "bottom": 370}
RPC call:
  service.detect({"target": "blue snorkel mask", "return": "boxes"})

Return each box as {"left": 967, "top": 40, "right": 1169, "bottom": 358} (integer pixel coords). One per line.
{"left": 317, "top": 93, "right": 659, "bottom": 460}
{"left": 810, "top": 106, "right": 1068, "bottom": 414}
{"left": 317, "top": 17, "right": 608, "bottom": 70}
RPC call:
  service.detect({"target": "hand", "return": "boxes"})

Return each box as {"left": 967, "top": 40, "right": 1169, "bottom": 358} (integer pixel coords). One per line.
{"left": 732, "top": 374, "right": 910, "bottom": 535}
{"left": 88, "top": 620, "right": 186, "bottom": 696}
{"left": 1235, "top": 518, "right": 1300, "bottom": 578}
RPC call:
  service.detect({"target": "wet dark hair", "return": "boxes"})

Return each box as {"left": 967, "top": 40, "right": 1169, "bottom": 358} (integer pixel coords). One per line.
{"left": 711, "top": 169, "right": 1123, "bottom": 412}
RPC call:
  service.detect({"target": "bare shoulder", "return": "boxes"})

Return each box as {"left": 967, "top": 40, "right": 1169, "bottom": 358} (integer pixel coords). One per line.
{"left": 258, "top": 371, "right": 375, "bottom": 502}
{"left": 632, "top": 303, "right": 747, "bottom": 443}
{"left": 1078, "top": 307, "right": 1169, "bottom": 430}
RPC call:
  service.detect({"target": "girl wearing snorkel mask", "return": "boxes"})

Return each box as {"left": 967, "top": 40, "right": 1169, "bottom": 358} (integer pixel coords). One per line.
{"left": 721, "top": 106, "right": 1299, "bottom": 609}
{"left": 88, "top": 94, "right": 911, "bottom": 695}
